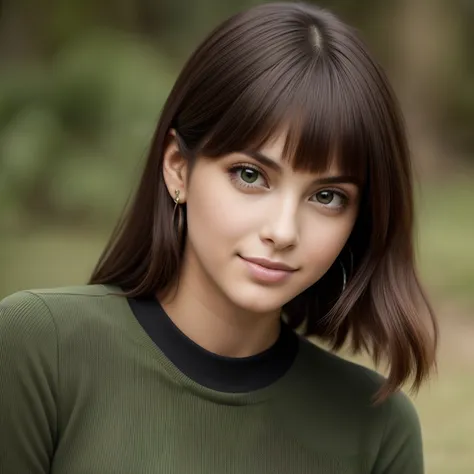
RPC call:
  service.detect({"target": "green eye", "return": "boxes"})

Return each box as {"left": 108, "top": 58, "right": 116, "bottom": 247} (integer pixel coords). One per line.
{"left": 312, "top": 190, "right": 348, "bottom": 210}
{"left": 240, "top": 168, "right": 259, "bottom": 184}
{"left": 317, "top": 190, "right": 334, "bottom": 204}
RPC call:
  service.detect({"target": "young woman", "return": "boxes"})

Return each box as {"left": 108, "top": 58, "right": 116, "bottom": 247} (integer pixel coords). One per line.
{"left": 0, "top": 3, "right": 438, "bottom": 473}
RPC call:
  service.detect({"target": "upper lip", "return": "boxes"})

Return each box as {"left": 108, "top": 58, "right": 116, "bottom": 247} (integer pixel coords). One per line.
{"left": 241, "top": 256, "right": 297, "bottom": 272}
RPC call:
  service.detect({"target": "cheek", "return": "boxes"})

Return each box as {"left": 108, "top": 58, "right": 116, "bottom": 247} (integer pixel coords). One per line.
{"left": 185, "top": 173, "right": 253, "bottom": 251}
{"left": 301, "top": 218, "right": 354, "bottom": 278}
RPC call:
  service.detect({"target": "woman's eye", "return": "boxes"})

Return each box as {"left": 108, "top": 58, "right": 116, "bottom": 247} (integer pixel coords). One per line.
{"left": 229, "top": 165, "right": 267, "bottom": 188}
{"left": 312, "top": 190, "right": 348, "bottom": 209}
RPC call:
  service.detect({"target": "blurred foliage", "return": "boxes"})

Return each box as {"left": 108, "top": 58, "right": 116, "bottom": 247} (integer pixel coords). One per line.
{"left": 0, "top": 0, "right": 473, "bottom": 228}
{"left": 0, "top": 32, "right": 174, "bottom": 227}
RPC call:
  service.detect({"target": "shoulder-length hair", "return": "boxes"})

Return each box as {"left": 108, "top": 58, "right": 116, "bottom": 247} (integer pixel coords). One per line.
{"left": 90, "top": 2, "right": 437, "bottom": 401}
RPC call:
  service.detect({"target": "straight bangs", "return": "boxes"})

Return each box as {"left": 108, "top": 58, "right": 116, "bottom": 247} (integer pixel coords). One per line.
{"left": 195, "top": 53, "right": 371, "bottom": 186}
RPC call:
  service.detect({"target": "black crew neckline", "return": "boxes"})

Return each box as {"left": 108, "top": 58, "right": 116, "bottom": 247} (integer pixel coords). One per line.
{"left": 127, "top": 295, "right": 299, "bottom": 393}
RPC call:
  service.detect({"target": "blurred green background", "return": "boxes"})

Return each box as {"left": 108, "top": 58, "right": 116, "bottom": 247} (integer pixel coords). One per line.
{"left": 1, "top": 0, "right": 473, "bottom": 472}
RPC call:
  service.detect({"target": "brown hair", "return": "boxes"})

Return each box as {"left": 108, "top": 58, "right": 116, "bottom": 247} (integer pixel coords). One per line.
{"left": 90, "top": 2, "right": 437, "bottom": 401}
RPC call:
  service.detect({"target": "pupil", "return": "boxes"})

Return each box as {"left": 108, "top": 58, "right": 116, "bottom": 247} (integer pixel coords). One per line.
{"left": 241, "top": 168, "right": 258, "bottom": 183}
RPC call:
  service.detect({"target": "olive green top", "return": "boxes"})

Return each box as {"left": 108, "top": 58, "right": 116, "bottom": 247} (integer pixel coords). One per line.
{"left": 0, "top": 285, "right": 423, "bottom": 473}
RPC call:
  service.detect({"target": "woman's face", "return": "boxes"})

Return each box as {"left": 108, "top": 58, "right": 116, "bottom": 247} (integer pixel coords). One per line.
{"left": 172, "top": 132, "right": 360, "bottom": 314}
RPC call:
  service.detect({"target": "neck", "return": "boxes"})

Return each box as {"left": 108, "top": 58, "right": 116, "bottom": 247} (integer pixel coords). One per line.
{"left": 158, "top": 249, "right": 281, "bottom": 358}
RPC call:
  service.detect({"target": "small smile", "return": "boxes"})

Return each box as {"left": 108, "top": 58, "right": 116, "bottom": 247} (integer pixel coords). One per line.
{"left": 240, "top": 256, "right": 297, "bottom": 272}
{"left": 238, "top": 255, "right": 298, "bottom": 284}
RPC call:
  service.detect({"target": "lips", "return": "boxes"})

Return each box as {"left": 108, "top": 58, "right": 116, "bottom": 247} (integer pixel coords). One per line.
{"left": 240, "top": 256, "right": 297, "bottom": 272}
{"left": 238, "top": 255, "right": 297, "bottom": 284}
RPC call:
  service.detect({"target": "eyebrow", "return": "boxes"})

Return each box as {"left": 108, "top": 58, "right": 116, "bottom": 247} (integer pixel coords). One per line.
{"left": 241, "top": 150, "right": 362, "bottom": 187}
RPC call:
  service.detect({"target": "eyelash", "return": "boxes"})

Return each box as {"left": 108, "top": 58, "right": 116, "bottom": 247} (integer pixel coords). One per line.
{"left": 227, "top": 163, "right": 350, "bottom": 212}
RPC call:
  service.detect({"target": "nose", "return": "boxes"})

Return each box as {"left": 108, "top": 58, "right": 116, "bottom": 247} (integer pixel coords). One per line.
{"left": 259, "top": 197, "right": 299, "bottom": 251}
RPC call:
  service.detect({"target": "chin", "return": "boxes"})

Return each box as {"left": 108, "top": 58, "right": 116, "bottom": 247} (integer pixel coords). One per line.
{"left": 226, "top": 286, "right": 292, "bottom": 315}
{"left": 239, "top": 301, "right": 282, "bottom": 315}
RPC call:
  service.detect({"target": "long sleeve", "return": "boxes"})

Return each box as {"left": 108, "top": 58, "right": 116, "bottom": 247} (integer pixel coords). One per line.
{"left": 372, "top": 390, "right": 424, "bottom": 474}
{"left": 0, "top": 291, "right": 58, "bottom": 474}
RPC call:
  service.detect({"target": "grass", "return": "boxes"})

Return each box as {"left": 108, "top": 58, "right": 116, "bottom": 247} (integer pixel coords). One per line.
{"left": 416, "top": 178, "right": 474, "bottom": 303}
{"left": 1, "top": 179, "right": 474, "bottom": 472}
{"left": 0, "top": 228, "right": 106, "bottom": 297}
{"left": 417, "top": 361, "right": 474, "bottom": 474}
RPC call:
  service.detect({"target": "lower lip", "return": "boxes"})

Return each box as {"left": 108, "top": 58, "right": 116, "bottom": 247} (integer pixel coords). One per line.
{"left": 240, "top": 257, "right": 294, "bottom": 284}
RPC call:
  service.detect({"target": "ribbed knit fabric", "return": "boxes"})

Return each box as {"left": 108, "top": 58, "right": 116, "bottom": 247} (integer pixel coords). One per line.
{"left": 0, "top": 285, "right": 423, "bottom": 473}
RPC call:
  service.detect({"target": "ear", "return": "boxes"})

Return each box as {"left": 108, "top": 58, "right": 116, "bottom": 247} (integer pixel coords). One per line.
{"left": 162, "top": 129, "right": 188, "bottom": 203}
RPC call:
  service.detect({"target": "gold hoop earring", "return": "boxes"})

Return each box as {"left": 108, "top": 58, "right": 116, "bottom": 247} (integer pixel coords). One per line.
{"left": 172, "top": 189, "right": 184, "bottom": 240}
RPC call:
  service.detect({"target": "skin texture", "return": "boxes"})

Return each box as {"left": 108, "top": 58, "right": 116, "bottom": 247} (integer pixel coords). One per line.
{"left": 161, "top": 131, "right": 360, "bottom": 358}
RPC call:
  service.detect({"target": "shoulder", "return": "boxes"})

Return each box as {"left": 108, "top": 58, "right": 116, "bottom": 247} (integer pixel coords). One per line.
{"left": 1, "top": 284, "right": 120, "bottom": 305}
{"left": 1, "top": 284, "right": 121, "bottom": 312}
{"left": 370, "top": 387, "right": 423, "bottom": 473}
{"left": 297, "top": 336, "right": 420, "bottom": 416}
{"left": 0, "top": 284, "right": 127, "bottom": 336}
{"left": 293, "top": 337, "right": 422, "bottom": 470}
{"left": 296, "top": 336, "right": 387, "bottom": 401}
{"left": 0, "top": 289, "right": 58, "bottom": 348}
